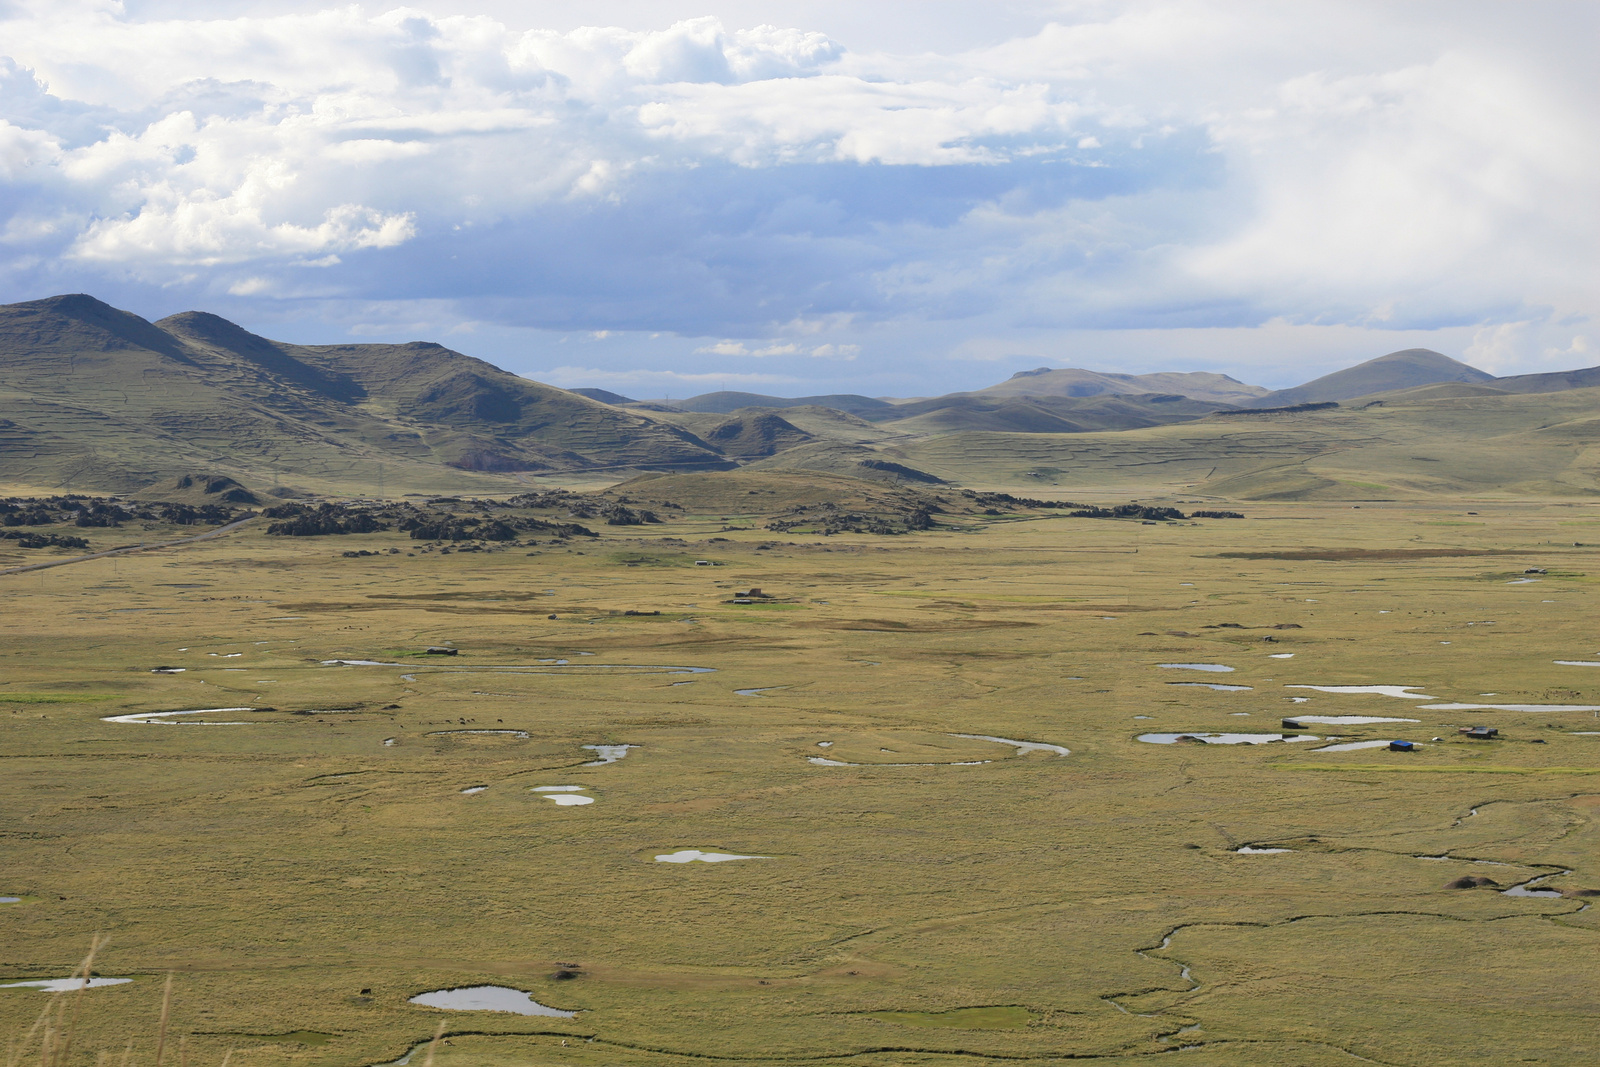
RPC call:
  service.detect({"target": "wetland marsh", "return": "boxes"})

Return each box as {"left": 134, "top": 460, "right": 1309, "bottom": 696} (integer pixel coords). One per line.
{"left": 3, "top": 493, "right": 1599, "bottom": 1066}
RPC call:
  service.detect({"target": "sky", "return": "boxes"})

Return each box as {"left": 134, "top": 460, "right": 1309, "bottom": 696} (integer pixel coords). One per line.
{"left": 1, "top": 1, "right": 1595, "bottom": 398}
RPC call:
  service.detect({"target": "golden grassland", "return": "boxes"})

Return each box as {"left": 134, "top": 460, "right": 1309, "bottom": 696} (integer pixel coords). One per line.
{"left": 3, "top": 494, "right": 1599, "bottom": 1066}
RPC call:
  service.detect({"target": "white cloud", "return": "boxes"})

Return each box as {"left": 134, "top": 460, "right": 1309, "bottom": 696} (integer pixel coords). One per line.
{"left": 695, "top": 340, "right": 800, "bottom": 356}
{"left": 694, "top": 340, "right": 858, "bottom": 358}
{"left": 806, "top": 343, "right": 858, "bottom": 359}
{"left": 73, "top": 197, "right": 414, "bottom": 266}
{"left": 0, "top": 119, "right": 60, "bottom": 180}
{"left": 1463, "top": 320, "right": 1599, "bottom": 376}
{"left": 0, "top": 0, "right": 1596, "bottom": 390}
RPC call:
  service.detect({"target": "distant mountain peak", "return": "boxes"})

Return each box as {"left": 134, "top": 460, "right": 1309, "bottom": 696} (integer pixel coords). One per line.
{"left": 9, "top": 292, "right": 198, "bottom": 364}
{"left": 1246, "top": 348, "right": 1492, "bottom": 407}
{"left": 977, "top": 367, "right": 1270, "bottom": 406}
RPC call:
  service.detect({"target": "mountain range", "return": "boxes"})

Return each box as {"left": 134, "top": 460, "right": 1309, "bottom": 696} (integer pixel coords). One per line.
{"left": 6, "top": 293, "right": 1600, "bottom": 498}
{"left": 0, "top": 294, "right": 726, "bottom": 495}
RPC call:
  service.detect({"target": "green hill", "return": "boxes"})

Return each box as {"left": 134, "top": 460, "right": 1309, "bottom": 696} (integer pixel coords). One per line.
{"left": 659, "top": 390, "right": 893, "bottom": 415}
{"left": 1248, "top": 348, "right": 1494, "bottom": 407}
{"left": 871, "top": 392, "right": 1223, "bottom": 434}
{"left": 974, "top": 366, "right": 1268, "bottom": 405}
{"left": 895, "top": 382, "right": 1600, "bottom": 498}
{"left": 0, "top": 295, "right": 725, "bottom": 495}
{"left": 1488, "top": 365, "right": 1600, "bottom": 394}
{"left": 696, "top": 411, "right": 815, "bottom": 458}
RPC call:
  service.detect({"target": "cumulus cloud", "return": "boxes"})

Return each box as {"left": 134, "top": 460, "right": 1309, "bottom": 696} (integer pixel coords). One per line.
{"left": 695, "top": 339, "right": 858, "bottom": 358}
{"left": 0, "top": 0, "right": 1595, "bottom": 390}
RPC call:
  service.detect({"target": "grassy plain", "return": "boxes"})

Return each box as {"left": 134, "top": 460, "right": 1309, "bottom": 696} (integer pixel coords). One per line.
{"left": 2, "top": 494, "right": 1599, "bottom": 1066}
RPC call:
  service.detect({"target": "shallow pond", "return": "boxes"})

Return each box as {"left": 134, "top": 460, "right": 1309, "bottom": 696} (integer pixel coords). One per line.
{"left": 533, "top": 786, "right": 594, "bottom": 806}
{"left": 1158, "top": 663, "right": 1234, "bottom": 672}
{"left": 1236, "top": 846, "right": 1292, "bottom": 854}
{"left": 1554, "top": 660, "right": 1600, "bottom": 667}
{"left": 1421, "top": 702, "right": 1600, "bottom": 712}
{"left": 103, "top": 707, "right": 255, "bottom": 726}
{"left": 427, "top": 729, "right": 531, "bottom": 739}
{"left": 734, "top": 687, "right": 785, "bottom": 696}
{"left": 1285, "top": 685, "right": 1434, "bottom": 699}
{"left": 1268, "top": 653, "right": 1295, "bottom": 659}
{"left": 582, "top": 744, "right": 635, "bottom": 765}
{"left": 0, "top": 897, "right": 19, "bottom": 904}
{"left": 655, "top": 849, "right": 768, "bottom": 863}
{"left": 1138, "top": 733, "right": 1320, "bottom": 745}
{"left": 1290, "top": 715, "right": 1420, "bottom": 725}
{"left": 408, "top": 986, "right": 576, "bottom": 1017}
{"left": 460, "top": 786, "right": 487, "bottom": 795}
{"left": 1502, "top": 872, "right": 1569, "bottom": 899}
{"left": 0, "top": 978, "right": 132, "bottom": 992}
{"left": 1314, "top": 739, "right": 1401, "bottom": 752}
{"left": 1166, "top": 682, "right": 1253, "bottom": 692}
{"left": 949, "top": 733, "right": 1070, "bottom": 756}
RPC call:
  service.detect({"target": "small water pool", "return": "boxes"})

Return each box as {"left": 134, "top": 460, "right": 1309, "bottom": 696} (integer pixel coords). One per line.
{"left": 1159, "top": 663, "right": 1235, "bottom": 673}
{"left": 0, "top": 978, "right": 132, "bottom": 992}
{"left": 408, "top": 986, "right": 576, "bottom": 1017}
{"left": 1421, "top": 702, "right": 1600, "bottom": 712}
{"left": 1314, "top": 739, "right": 1400, "bottom": 752}
{"left": 655, "top": 849, "right": 768, "bottom": 863}
{"left": 949, "top": 733, "right": 1070, "bottom": 756}
{"left": 103, "top": 707, "right": 255, "bottom": 726}
{"left": 533, "top": 786, "right": 594, "bottom": 806}
{"left": 1138, "top": 733, "right": 1320, "bottom": 745}
{"left": 1290, "top": 715, "right": 1420, "bottom": 725}
{"left": 1285, "top": 685, "right": 1434, "bottom": 699}
{"left": 1502, "top": 872, "right": 1569, "bottom": 899}
{"left": 1166, "top": 683, "right": 1253, "bottom": 692}
{"left": 582, "top": 744, "right": 635, "bottom": 765}
{"left": 426, "top": 729, "right": 531, "bottom": 739}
